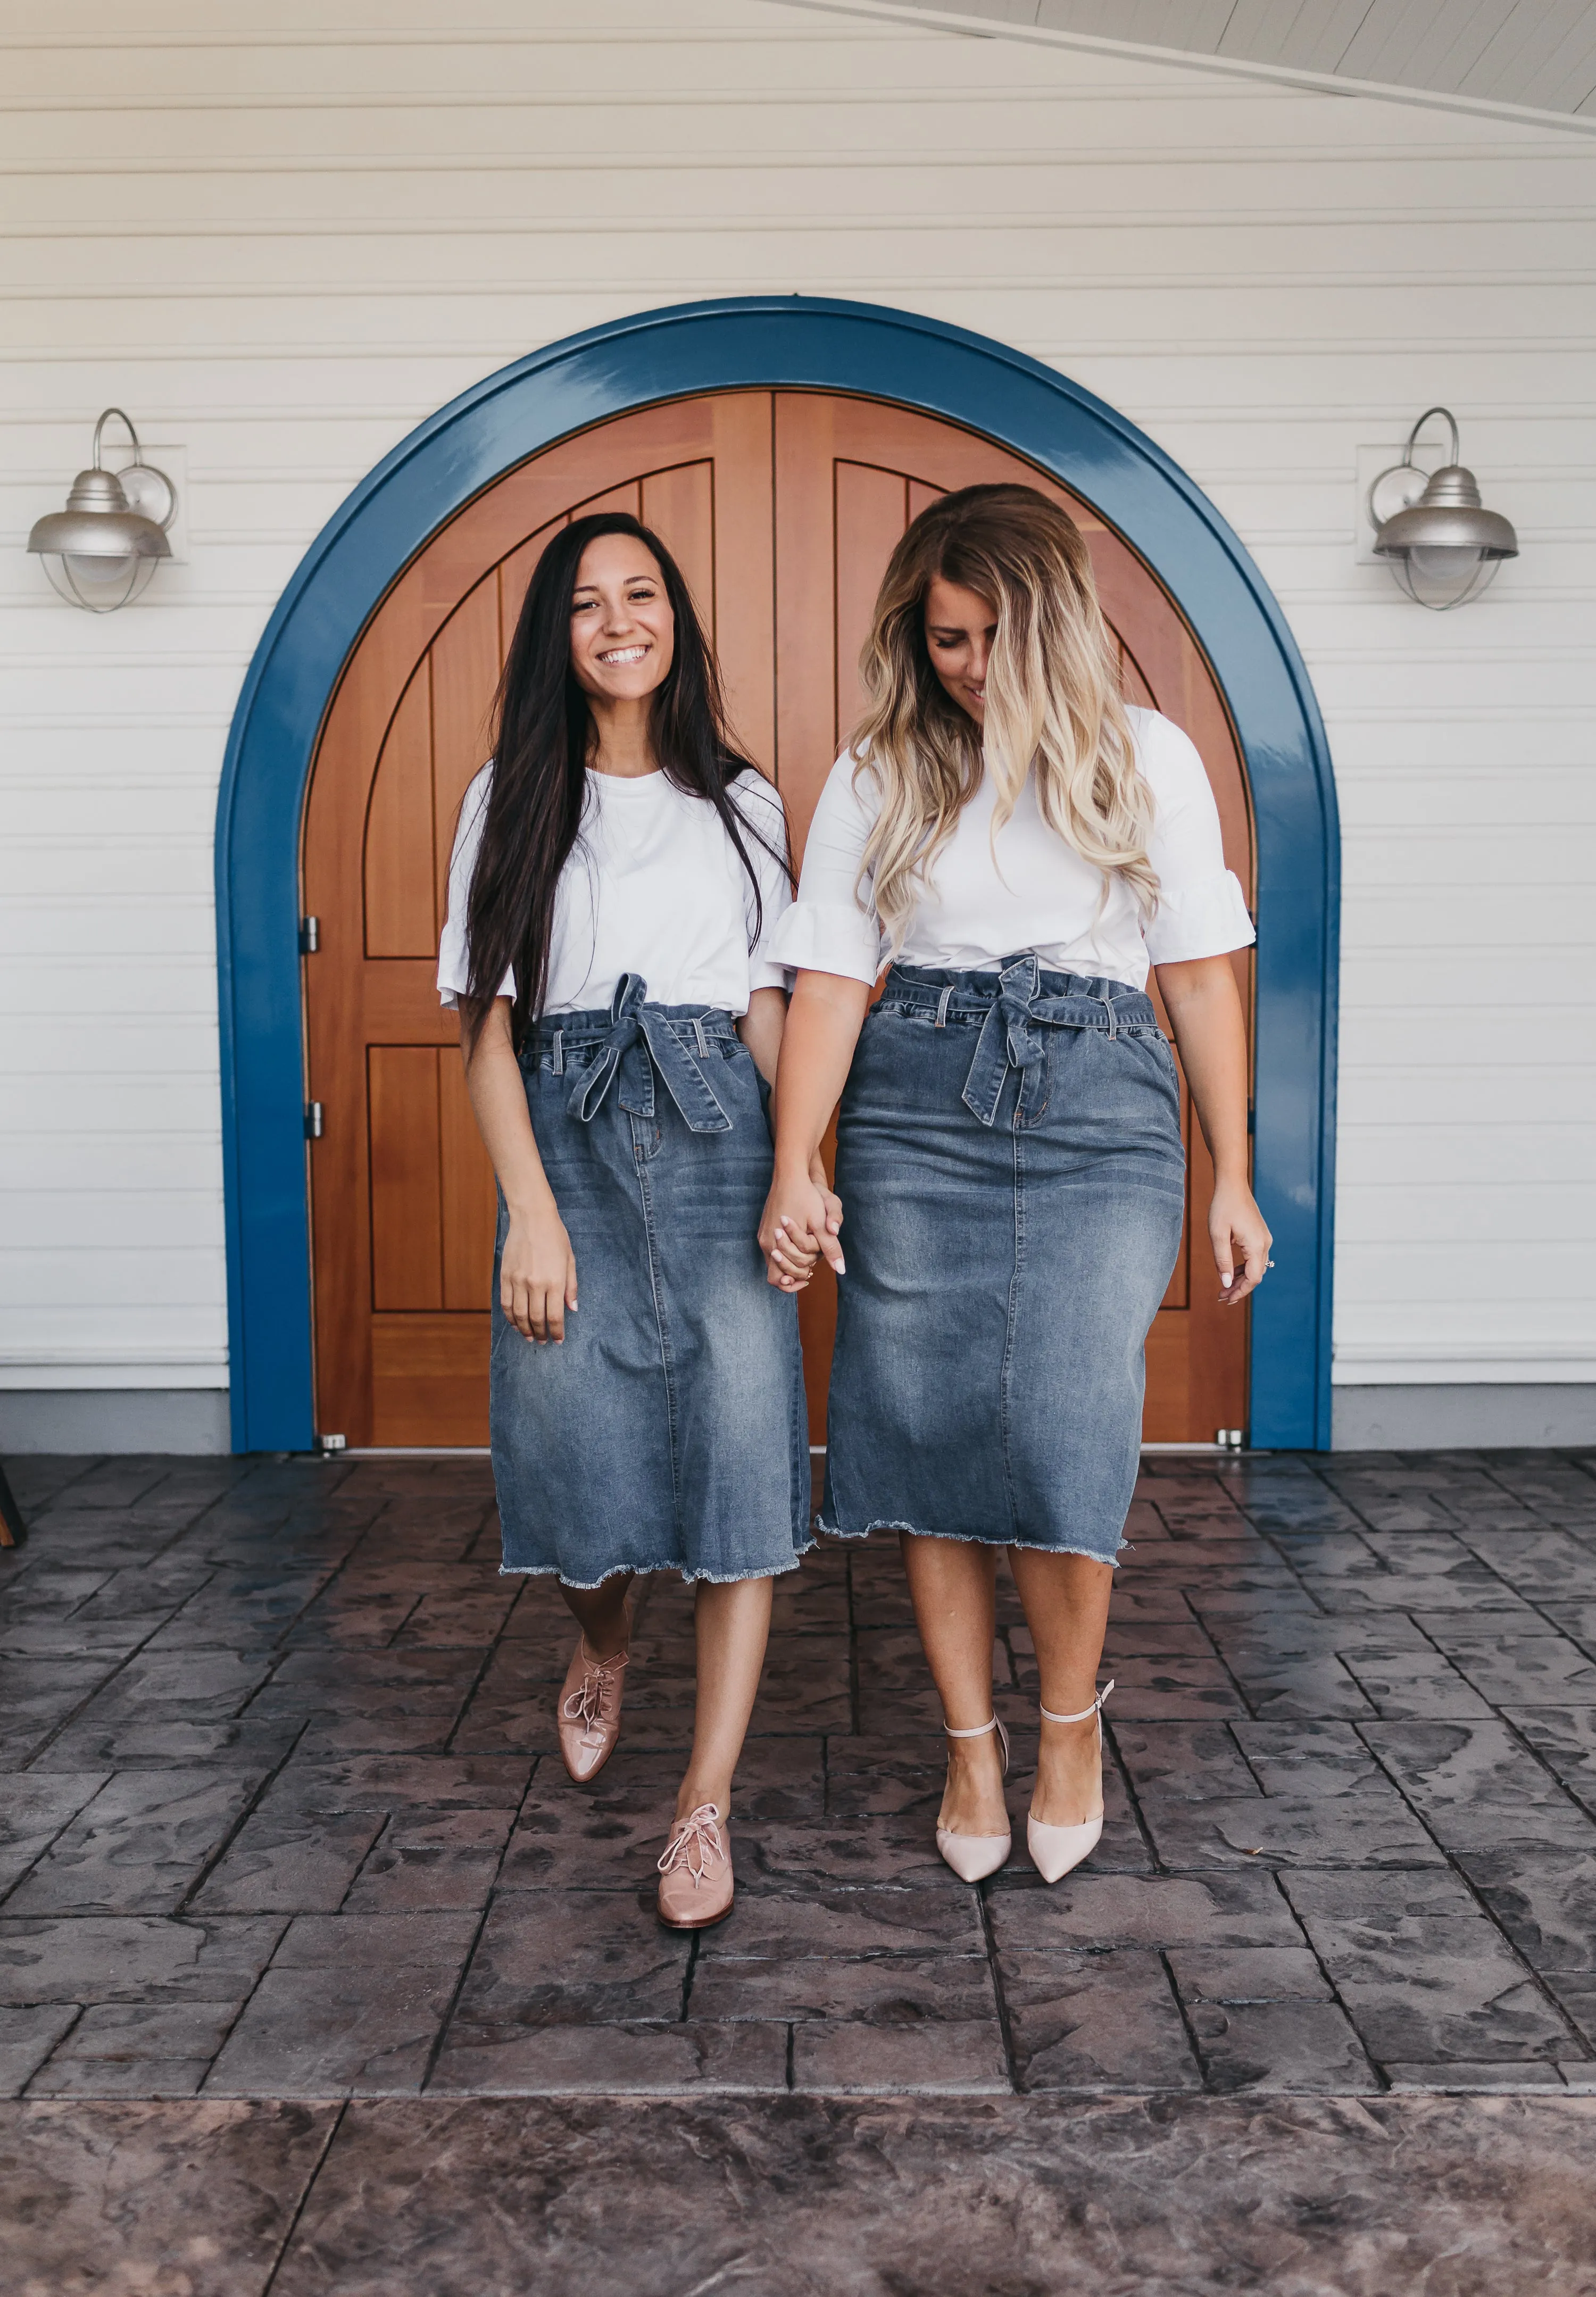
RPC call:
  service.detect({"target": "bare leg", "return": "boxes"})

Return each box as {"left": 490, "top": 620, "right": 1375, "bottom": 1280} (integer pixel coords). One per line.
{"left": 675, "top": 1576, "right": 774, "bottom": 1822}
{"left": 1005, "top": 1549, "right": 1113, "bottom": 1827}
{"left": 559, "top": 1572, "right": 633, "bottom": 1661}
{"left": 900, "top": 1533, "right": 1008, "bottom": 1836}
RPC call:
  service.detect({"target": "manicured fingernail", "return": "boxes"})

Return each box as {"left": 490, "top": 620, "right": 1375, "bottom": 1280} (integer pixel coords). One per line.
{"left": 1221, "top": 1274, "right": 1233, "bottom": 1289}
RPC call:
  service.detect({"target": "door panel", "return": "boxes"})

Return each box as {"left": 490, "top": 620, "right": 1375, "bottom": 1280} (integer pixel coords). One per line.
{"left": 768, "top": 394, "right": 1253, "bottom": 1449}
{"left": 304, "top": 396, "right": 780, "bottom": 1447}
{"left": 303, "top": 387, "right": 1252, "bottom": 1449}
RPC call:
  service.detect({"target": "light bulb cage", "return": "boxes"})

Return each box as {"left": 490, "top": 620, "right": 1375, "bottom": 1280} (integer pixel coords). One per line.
{"left": 27, "top": 408, "right": 177, "bottom": 613}
{"left": 1369, "top": 407, "right": 1518, "bottom": 612}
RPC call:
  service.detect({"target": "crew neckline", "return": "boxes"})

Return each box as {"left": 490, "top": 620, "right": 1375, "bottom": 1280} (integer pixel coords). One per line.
{"left": 588, "top": 764, "right": 667, "bottom": 794}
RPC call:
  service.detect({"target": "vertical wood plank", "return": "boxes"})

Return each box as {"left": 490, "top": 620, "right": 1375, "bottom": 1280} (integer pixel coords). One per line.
{"left": 430, "top": 576, "right": 503, "bottom": 929}
{"left": 368, "top": 1046, "right": 444, "bottom": 1311}
{"left": 641, "top": 460, "right": 716, "bottom": 636}
{"left": 707, "top": 392, "right": 776, "bottom": 773}
{"left": 773, "top": 393, "right": 841, "bottom": 858}
{"left": 498, "top": 514, "right": 566, "bottom": 651}
{"left": 439, "top": 1041, "right": 498, "bottom": 1312}
{"left": 834, "top": 461, "right": 910, "bottom": 750}
{"left": 573, "top": 480, "right": 643, "bottom": 520}
{"left": 363, "top": 661, "right": 436, "bottom": 956}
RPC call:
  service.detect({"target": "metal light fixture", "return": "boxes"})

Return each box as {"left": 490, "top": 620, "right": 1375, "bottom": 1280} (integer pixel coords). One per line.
{"left": 1369, "top": 407, "right": 1517, "bottom": 611}
{"left": 27, "top": 408, "right": 176, "bottom": 612}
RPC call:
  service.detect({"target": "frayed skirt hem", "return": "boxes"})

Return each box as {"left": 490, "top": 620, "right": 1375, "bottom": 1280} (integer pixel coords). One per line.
{"left": 498, "top": 1536, "right": 816, "bottom": 1591}
{"left": 817, "top": 1516, "right": 1123, "bottom": 1568}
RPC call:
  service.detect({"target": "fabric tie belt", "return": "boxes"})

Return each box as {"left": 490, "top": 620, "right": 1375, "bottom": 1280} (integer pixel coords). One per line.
{"left": 958, "top": 953, "right": 1138, "bottom": 1129}
{"left": 562, "top": 973, "right": 735, "bottom": 1135}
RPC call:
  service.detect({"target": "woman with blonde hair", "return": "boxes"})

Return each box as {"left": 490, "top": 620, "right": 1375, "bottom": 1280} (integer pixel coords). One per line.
{"left": 760, "top": 483, "right": 1268, "bottom": 1884}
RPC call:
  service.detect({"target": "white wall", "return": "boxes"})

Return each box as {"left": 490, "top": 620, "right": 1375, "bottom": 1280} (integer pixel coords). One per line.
{"left": 2, "top": 0, "right": 1592, "bottom": 1446}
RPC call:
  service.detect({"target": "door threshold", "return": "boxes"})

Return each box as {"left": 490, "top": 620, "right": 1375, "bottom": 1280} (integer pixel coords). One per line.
{"left": 334, "top": 1447, "right": 493, "bottom": 1459}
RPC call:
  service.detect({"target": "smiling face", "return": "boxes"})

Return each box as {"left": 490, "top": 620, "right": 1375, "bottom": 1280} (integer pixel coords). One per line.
{"left": 923, "top": 573, "right": 999, "bottom": 726}
{"left": 568, "top": 532, "right": 675, "bottom": 705}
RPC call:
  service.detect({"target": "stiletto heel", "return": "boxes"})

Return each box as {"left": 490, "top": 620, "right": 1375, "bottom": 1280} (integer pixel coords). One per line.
{"left": 1027, "top": 1681, "right": 1114, "bottom": 1884}
{"left": 935, "top": 1713, "right": 1012, "bottom": 1882}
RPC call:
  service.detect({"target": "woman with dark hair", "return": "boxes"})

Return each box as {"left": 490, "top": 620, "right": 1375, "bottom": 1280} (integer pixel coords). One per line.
{"left": 760, "top": 484, "right": 1267, "bottom": 1886}
{"left": 438, "top": 511, "right": 825, "bottom": 1928}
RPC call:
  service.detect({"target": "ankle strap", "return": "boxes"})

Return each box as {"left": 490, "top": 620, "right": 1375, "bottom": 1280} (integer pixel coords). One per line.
{"left": 1039, "top": 1679, "right": 1114, "bottom": 1726}
{"left": 943, "top": 1715, "right": 1000, "bottom": 1739}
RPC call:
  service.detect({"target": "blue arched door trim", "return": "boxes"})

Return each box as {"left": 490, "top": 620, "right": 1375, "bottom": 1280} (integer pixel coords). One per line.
{"left": 217, "top": 295, "right": 1338, "bottom": 1452}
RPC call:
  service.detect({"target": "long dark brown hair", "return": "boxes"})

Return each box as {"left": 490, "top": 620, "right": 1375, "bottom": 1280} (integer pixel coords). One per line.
{"left": 460, "top": 511, "right": 788, "bottom": 1052}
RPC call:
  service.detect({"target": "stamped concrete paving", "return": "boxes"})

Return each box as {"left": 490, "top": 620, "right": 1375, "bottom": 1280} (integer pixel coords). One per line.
{"left": 5, "top": 1446, "right": 1596, "bottom": 2108}
{"left": 8, "top": 1446, "right": 1596, "bottom": 2288}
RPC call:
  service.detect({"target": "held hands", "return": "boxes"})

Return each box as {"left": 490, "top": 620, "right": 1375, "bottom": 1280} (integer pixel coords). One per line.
{"left": 501, "top": 1200, "right": 579, "bottom": 1343}
{"left": 758, "top": 1157, "right": 845, "bottom": 1293}
{"left": 1210, "top": 1179, "right": 1273, "bottom": 1308}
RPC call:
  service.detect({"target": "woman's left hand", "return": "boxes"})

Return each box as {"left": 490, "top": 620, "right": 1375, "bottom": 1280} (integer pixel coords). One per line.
{"left": 1210, "top": 1179, "right": 1272, "bottom": 1306}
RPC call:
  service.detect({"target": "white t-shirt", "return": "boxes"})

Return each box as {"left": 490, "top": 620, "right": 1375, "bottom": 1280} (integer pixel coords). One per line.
{"left": 768, "top": 706, "right": 1253, "bottom": 993}
{"left": 437, "top": 764, "right": 793, "bottom": 1017}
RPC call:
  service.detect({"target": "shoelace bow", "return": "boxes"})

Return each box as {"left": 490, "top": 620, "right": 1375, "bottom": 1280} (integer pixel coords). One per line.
{"left": 657, "top": 1804, "right": 724, "bottom": 1884}
{"left": 562, "top": 1650, "right": 627, "bottom": 1741}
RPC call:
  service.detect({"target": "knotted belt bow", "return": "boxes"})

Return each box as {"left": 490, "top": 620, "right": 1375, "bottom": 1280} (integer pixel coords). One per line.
{"left": 959, "top": 952, "right": 1124, "bottom": 1129}
{"left": 564, "top": 972, "right": 734, "bottom": 1135}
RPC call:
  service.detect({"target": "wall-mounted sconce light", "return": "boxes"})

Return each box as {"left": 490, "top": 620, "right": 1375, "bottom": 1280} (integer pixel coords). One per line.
{"left": 27, "top": 408, "right": 177, "bottom": 612}
{"left": 1368, "top": 407, "right": 1517, "bottom": 611}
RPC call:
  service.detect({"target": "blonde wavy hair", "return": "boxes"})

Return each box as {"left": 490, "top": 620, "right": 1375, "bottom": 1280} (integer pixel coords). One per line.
{"left": 853, "top": 482, "right": 1158, "bottom": 954}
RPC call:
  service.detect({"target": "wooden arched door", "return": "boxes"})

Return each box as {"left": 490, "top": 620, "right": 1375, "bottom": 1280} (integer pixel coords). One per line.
{"left": 302, "top": 390, "right": 1253, "bottom": 1448}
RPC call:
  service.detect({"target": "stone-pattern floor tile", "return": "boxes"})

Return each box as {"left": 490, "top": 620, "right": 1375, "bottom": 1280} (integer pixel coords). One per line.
{"left": 1001, "top": 1948, "right": 1202, "bottom": 2091}
{"left": 0, "top": 1915, "right": 286, "bottom": 2006}
{"left": 190, "top": 1810, "right": 388, "bottom": 1914}
{"left": 205, "top": 1913, "right": 480, "bottom": 2095}
{"left": 1283, "top": 1870, "right": 1580, "bottom": 2064}
{"left": 794, "top": 2017, "right": 1009, "bottom": 2093}
{"left": 1456, "top": 1845, "right": 1596, "bottom": 1974}
{"left": 26, "top": 2000, "right": 242, "bottom": 2099}
{"left": 0, "top": 2003, "right": 79, "bottom": 2095}
{"left": 0, "top": 1772, "right": 111, "bottom": 1894}
{"left": 10, "top": 1446, "right": 1596, "bottom": 2107}
{"left": 430, "top": 2018, "right": 789, "bottom": 2095}
{"left": 4, "top": 1771, "right": 266, "bottom": 1916}
{"left": 688, "top": 1950, "right": 998, "bottom": 2025}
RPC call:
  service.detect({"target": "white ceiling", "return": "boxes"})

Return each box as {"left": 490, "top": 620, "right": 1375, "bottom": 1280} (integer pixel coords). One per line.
{"left": 807, "top": 0, "right": 1596, "bottom": 122}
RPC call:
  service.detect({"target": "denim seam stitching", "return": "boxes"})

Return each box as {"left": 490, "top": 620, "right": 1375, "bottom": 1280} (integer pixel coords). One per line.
{"left": 1000, "top": 1117, "right": 1024, "bottom": 1543}
{"left": 630, "top": 1114, "right": 682, "bottom": 1542}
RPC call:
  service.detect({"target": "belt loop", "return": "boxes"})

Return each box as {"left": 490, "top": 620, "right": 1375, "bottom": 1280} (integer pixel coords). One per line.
{"left": 934, "top": 986, "right": 953, "bottom": 1029}
{"left": 551, "top": 1028, "right": 564, "bottom": 1075}
{"left": 1101, "top": 996, "right": 1117, "bottom": 1042}
{"left": 693, "top": 1016, "right": 709, "bottom": 1056}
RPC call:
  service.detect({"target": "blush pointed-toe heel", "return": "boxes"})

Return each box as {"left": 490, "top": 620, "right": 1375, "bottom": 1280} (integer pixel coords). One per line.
{"left": 1027, "top": 1680, "right": 1114, "bottom": 1884}
{"left": 935, "top": 1713, "right": 1012, "bottom": 1882}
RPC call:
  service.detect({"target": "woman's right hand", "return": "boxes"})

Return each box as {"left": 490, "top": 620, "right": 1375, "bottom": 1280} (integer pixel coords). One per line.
{"left": 501, "top": 1202, "right": 578, "bottom": 1343}
{"left": 759, "top": 1167, "right": 845, "bottom": 1292}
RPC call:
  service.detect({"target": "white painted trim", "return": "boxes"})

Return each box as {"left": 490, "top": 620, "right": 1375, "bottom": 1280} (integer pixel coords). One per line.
{"left": 0, "top": 1347, "right": 228, "bottom": 1391}
{"left": 1334, "top": 1346, "right": 1596, "bottom": 1384}
{"left": 780, "top": 0, "right": 1596, "bottom": 138}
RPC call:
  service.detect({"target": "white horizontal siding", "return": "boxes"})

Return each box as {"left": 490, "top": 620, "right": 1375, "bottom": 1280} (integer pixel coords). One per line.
{"left": 0, "top": 0, "right": 1592, "bottom": 1395}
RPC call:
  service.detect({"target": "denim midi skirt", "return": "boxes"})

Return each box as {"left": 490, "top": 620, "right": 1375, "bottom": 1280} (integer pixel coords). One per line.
{"left": 822, "top": 955, "right": 1186, "bottom": 1566}
{"left": 491, "top": 975, "right": 811, "bottom": 1587}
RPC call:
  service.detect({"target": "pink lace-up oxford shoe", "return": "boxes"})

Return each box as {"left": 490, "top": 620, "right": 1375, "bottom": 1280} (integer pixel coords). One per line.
{"left": 556, "top": 1632, "right": 630, "bottom": 1784}
{"left": 656, "top": 1802, "right": 734, "bottom": 1929}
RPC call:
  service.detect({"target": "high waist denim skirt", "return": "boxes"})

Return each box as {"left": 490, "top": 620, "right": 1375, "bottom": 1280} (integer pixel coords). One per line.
{"left": 822, "top": 955, "right": 1186, "bottom": 1566}
{"left": 491, "top": 974, "right": 810, "bottom": 1587}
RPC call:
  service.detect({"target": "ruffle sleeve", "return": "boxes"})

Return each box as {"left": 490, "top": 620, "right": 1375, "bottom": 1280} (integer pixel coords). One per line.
{"left": 766, "top": 747, "right": 885, "bottom": 984}
{"left": 1142, "top": 869, "right": 1256, "bottom": 966}
{"left": 766, "top": 896, "right": 884, "bottom": 985}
